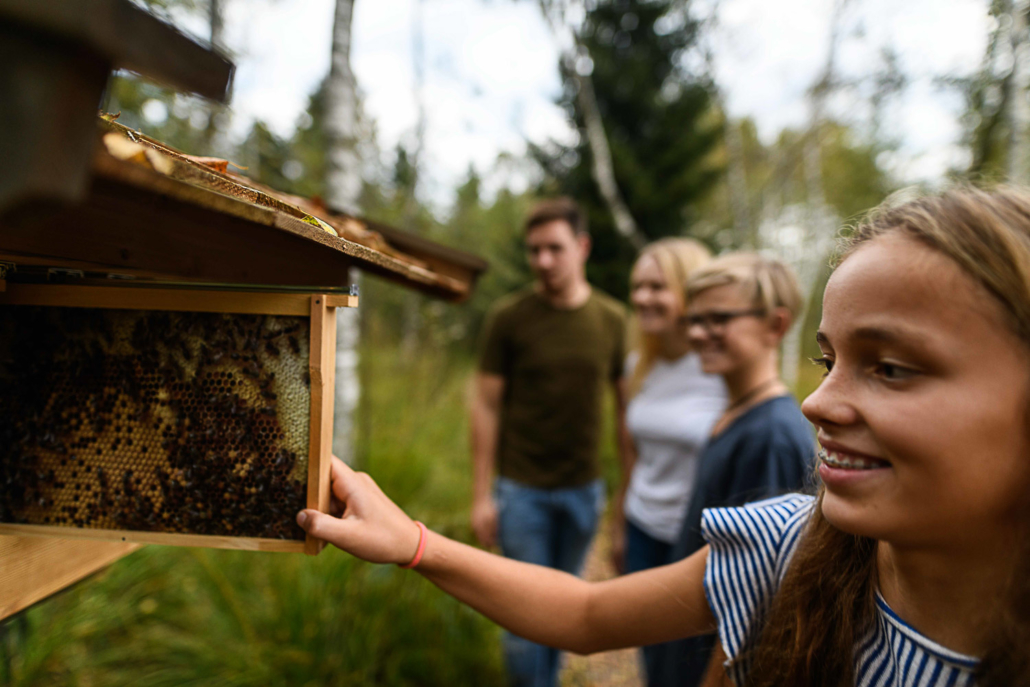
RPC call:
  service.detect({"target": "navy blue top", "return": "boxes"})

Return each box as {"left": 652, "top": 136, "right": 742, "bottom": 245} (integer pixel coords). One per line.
{"left": 649, "top": 394, "right": 815, "bottom": 687}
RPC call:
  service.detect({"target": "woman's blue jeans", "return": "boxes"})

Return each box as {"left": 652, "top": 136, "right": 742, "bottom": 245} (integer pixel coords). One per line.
{"left": 495, "top": 476, "right": 606, "bottom": 687}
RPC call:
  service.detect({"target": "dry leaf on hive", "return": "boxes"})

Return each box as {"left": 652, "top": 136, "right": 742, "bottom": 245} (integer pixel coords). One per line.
{"left": 184, "top": 156, "right": 231, "bottom": 174}
{"left": 102, "top": 133, "right": 174, "bottom": 174}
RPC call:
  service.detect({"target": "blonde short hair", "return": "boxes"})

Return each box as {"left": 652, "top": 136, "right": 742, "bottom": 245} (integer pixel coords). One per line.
{"left": 686, "top": 252, "right": 804, "bottom": 322}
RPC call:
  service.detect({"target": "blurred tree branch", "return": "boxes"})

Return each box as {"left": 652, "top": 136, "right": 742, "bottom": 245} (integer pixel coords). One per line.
{"left": 536, "top": 0, "right": 646, "bottom": 250}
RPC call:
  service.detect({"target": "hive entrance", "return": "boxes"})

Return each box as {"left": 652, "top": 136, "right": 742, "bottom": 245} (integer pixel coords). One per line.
{"left": 0, "top": 305, "right": 313, "bottom": 543}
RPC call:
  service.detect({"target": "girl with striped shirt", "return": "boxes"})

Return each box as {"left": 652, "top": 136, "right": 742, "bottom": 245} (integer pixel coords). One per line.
{"left": 297, "top": 187, "right": 1030, "bottom": 686}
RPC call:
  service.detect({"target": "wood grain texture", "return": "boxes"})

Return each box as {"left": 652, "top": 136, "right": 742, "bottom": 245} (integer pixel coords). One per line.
{"left": 0, "top": 23, "right": 110, "bottom": 214}
{"left": 0, "top": 525, "right": 303, "bottom": 552}
{"left": 305, "top": 295, "right": 337, "bottom": 556}
{"left": 1, "top": 152, "right": 468, "bottom": 299}
{"left": 0, "top": 0, "right": 233, "bottom": 100}
{"left": 324, "top": 294, "right": 358, "bottom": 309}
{"left": 89, "top": 151, "right": 461, "bottom": 294}
{"left": 0, "top": 283, "right": 317, "bottom": 315}
{"left": 0, "top": 535, "right": 139, "bottom": 620}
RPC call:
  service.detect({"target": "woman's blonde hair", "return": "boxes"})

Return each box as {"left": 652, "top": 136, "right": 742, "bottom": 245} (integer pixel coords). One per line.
{"left": 748, "top": 185, "right": 1030, "bottom": 687}
{"left": 686, "top": 252, "right": 804, "bottom": 322}
{"left": 627, "top": 238, "right": 711, "bottom": 397}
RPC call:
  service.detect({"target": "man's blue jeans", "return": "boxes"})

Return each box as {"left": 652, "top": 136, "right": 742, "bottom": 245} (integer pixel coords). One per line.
{"left": 495, "top": 476, "right": 606, "bottom": 687}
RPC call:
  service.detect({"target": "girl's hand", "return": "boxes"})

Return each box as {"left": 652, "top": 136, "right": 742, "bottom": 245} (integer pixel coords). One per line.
{"left": 296, "top": 456, "right": 422, "bottom": 565}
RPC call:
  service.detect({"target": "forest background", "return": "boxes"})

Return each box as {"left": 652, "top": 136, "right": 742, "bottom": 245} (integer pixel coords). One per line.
{"left": 3, "top": 0, "right": 1029, "bottom": 684}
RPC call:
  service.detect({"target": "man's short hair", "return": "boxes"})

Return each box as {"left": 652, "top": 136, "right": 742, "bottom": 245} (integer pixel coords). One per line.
{"left": 525, "top": 197, "right": 588, "bottom": 236}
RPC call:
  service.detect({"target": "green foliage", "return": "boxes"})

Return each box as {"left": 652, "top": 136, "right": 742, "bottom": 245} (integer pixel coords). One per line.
{"left": 695, "top": 118, "right": 895, "bottom": 249}
{"left": 356, "top": 159, "right": 534, "bottom": 354}
{"left": 534, "top": 0, "right": 721, "bottom": 299}
{"left": 103, "top": 76, "right": 220, "bottom": 155}
{"left": 0, "top": 344, "right": 503, "bottom": 687}
{"left": 239, "top": 121, "right": 297, "bottom": 192}
{"left": 945, "top": 0, "right": 1017, "bottom": 180}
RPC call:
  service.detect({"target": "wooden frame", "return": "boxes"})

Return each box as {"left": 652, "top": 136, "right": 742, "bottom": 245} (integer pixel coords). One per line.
{"left": 0, "top": 283, "right": 356, "bottom": 555}
{"left": 0, "top": 535, "right": 139, "bottom": 620}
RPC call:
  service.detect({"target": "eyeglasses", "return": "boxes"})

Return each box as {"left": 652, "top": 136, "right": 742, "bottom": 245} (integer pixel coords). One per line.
{"left": 681, "top": 308, "right": 766, "bottom": 333}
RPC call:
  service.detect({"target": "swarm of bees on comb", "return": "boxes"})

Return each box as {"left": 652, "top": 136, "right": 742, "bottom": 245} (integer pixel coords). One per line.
{"left": 0, "top": 306, "right": 312, "bottom": 541}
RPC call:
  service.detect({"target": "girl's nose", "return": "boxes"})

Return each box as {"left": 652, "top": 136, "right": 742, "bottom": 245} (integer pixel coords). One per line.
{"left": 801, "top": 369, "right": 859, "bottom": 429}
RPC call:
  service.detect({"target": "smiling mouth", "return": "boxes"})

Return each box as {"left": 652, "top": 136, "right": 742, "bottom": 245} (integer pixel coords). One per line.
{"left": 818, "top": 448, "right": 890, "bottom": 471}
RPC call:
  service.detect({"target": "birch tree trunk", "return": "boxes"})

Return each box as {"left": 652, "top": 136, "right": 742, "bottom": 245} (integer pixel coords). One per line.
{"left": 777, "top": 0, "right": 846, "bottom": 390}
{"left": 325, "top": 0, "right": 362, "bottom": 465}
{"left": 400, "top": 0, "right": 427, "bottom": 359}
{"left": 570, "top": 60, "right": 645, "bottom": 250}
{"left": 1009, "top": 0, "right": 1030, "bottom": 184}
{"left": 536, "top": 0, "right": 645, "bottom": 249}
{"left": 723, "top": 114, "right": 752, "bottom": 248}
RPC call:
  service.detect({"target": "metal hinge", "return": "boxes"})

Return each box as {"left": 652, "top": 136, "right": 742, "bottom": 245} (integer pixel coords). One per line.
{"left": 47, "top": 268, "right": 85, "bottom": 282}
{"left": 349, "top": 284, "right": 360, "bottom": 297}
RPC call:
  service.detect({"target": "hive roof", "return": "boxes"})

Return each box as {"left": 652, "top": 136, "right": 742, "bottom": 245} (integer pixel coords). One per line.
{"left": 0, "top": 117, "right": 487, "bottom": 302}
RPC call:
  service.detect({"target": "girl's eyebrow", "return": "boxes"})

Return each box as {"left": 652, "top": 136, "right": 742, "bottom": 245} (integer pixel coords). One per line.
{"left": 851, "top": 326, "right": 913, "bottom": 344}
{"left": 820, "top": 325, "right": 928, "bottom": 348}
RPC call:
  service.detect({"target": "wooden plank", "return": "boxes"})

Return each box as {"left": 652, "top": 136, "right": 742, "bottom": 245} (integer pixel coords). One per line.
{"left": 368, "top": 221, "right": 488, "bottom": 302}
{"left": 0, "top": 0, "right": 234, "bottom": 101}
{"left": 0, "top": 283, "right": 317, "bottom": 315}
{"left": 1, "top": 153, "right": 471, "bottom": 299}
{"left": 0, "top": 535, "right": 139, "bottom": 620}
{"left": 0, "top": 22, "right": 110, "bottom": 214}
{"left": 325, "top": 294, "right": 359, "bottom": 309}
{"left": 305, "top": 295, "right": 337, "bottom": 556}
{"left": 0, "top": 174, "right": 356, "bottom": 290}
{"left": 0, "top": 524, "right": 303, "bottom": 553}
{"left": 91, "top": 153, "right": 460, "bottom": 295}
{"left": 0, "top": 251, "right": 176, "bottom": 280}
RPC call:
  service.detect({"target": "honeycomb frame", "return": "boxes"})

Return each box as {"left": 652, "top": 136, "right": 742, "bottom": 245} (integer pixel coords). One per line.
{"left": 0, "top": 284, "right": 352, "bottom": 555}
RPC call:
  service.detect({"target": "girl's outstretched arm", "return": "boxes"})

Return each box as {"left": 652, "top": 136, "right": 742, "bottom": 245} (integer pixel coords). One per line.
{"left": 297, "top": 457, "right": 715, "bottom": 655}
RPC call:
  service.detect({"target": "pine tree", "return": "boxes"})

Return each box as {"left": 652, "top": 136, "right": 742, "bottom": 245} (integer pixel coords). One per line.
{"left": 534, "top": 0, "right": 720, "bottom": 298}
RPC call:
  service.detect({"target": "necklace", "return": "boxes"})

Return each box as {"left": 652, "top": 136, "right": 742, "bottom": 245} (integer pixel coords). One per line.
{"left": 725, "top": 378, "right": 780, "bottom": 414}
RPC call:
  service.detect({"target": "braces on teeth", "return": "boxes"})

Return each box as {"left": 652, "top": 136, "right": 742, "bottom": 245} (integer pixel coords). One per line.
{"left": 818, "top": 448, "right": 885, "bottom": 470}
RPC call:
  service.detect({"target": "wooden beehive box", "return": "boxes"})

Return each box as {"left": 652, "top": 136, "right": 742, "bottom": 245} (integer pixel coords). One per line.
{"left": 0, "top": 283, "right": 356, "bottom": 555}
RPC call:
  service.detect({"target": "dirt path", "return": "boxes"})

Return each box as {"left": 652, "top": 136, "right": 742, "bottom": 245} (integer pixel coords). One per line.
{"left": 559, "top": 521, "right": 643, "bottom": 687}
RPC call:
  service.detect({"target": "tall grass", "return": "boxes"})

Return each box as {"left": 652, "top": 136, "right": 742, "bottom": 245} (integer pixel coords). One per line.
{"left": 0, "top": 342, "right": 503, "bottom": 687}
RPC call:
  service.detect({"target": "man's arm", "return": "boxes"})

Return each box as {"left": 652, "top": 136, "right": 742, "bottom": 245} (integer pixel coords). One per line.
{"left": 470, "top": 371, "right": 505, "bottom": 547}
{"left": 610, "top": 377, "right": 635, "bottom": 573}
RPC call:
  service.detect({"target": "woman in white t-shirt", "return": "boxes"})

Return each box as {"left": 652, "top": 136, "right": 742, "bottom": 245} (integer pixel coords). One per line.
{"left": 612, "top": 239, "right": 728, "bottom": 590}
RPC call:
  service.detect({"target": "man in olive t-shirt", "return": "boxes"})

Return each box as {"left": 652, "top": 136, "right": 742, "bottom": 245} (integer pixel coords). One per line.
{"left": 470, "top": 197, "right": 629, "bottom": 687}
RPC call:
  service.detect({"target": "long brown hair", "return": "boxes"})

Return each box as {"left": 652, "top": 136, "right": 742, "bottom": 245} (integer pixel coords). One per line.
{"left": 747, "top": 186, "right": 1030, "bottom": 686}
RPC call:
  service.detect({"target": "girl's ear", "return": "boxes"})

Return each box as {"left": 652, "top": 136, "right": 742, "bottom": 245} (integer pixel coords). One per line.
{"left": 766, "top": 307, "right": 794, "bottom": 340}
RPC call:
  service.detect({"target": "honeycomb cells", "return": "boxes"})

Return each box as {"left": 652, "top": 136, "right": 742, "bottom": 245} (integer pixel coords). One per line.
{"left": 0, "top": 306, "right": 312, "bottom": 540}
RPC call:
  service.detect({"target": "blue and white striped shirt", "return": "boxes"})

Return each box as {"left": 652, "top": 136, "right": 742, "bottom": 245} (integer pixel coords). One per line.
{"left": 702, "top": 494, "right": 979, "bottom": 687}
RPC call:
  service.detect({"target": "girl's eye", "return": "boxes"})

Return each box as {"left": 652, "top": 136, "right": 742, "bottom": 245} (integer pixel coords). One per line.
{"left": 809, "top": 357, "right": 833, "bottom": 377}
{"left": 876, "top": 362, "right": 916, "bottom": 380}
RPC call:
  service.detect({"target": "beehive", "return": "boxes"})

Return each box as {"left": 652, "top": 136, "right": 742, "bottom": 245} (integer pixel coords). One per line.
{"left": 0, "top": 284, "right": 350, "bottom": 554}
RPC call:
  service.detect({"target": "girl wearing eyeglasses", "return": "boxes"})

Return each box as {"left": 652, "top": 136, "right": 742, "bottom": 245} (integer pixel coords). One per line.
{"left": 297, "top": 187, "right": 1030, "bottom": 687}
{"left": 649, "top": 252, "right": 815, "bottom": 687}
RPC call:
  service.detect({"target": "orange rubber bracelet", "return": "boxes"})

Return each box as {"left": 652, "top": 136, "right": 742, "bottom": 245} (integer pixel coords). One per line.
{"left": 399, "top": 521, "right": 428, "bottom": 569}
